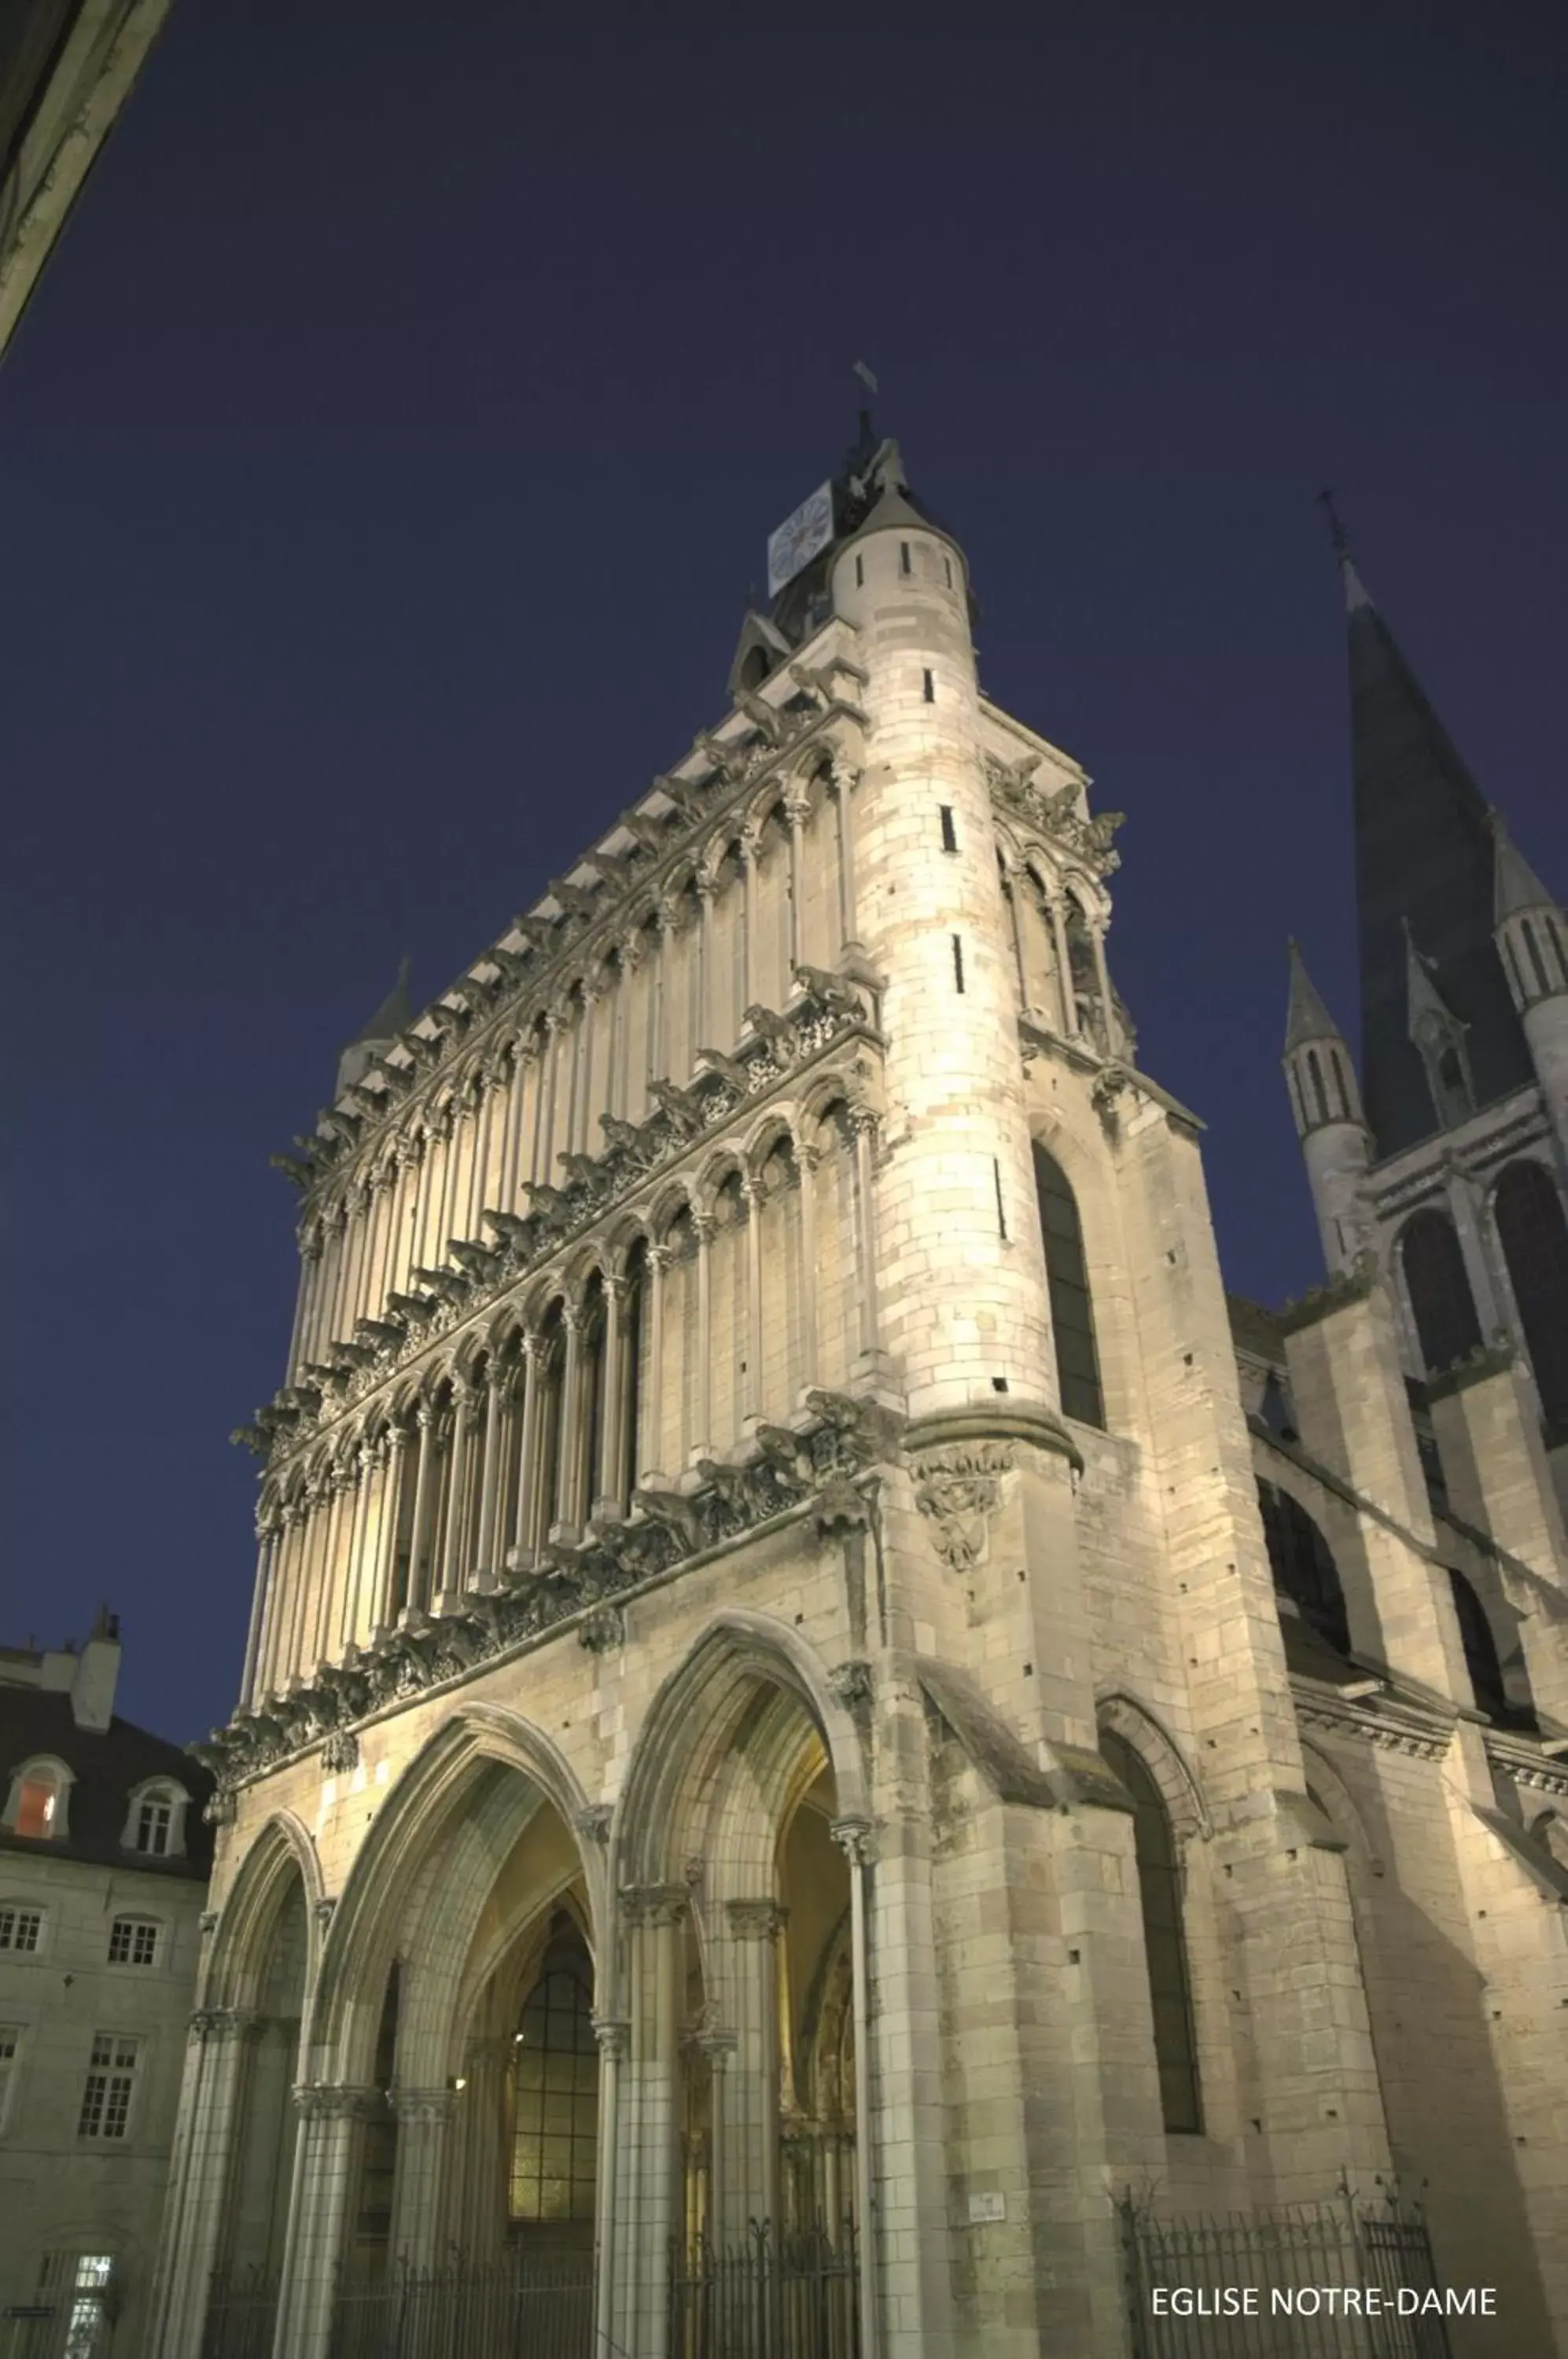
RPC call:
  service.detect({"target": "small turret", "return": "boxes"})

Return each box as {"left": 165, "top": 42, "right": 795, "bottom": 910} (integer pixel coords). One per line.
{"left": 1491, "top": 809, "right": 1568, "bottom": 1157}
{"left": 1404, "top": 918, "right": 1476, "bottom": 1130}
{"left": 1283, "top": 940, "right": 1371, "bottom": 1272}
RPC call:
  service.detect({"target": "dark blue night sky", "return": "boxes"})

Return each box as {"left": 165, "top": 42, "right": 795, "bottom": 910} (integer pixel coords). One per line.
{"left": 6, "top": 1, "right": 1565, "bottom": 1742}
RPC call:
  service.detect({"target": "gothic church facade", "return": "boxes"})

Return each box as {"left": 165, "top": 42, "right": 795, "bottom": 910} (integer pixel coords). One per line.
{"left": 152, "top": 429, "right": 1568, "bottom": 2359}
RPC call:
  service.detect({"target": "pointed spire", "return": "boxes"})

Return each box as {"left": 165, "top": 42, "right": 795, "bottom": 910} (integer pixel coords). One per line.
{"left": 1489, "top": 808, "right": 1555, "bottom": 923}
{"left": 1318, "top": 487, "right": 1373, "bottom": 612}
{"left": 1402, "top": 917, "right": 1456, "bottom": 1036}
{"left": 1329, "top": 513, "right": 1534, "bottom": 1154}
{"left": 1283, "top": 937, "right": 1346, "bottom": 1054}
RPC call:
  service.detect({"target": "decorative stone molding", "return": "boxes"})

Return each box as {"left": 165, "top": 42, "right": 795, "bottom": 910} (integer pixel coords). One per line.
{"left": 321, "top": 1732, "right": 359, "bottom": 1774}
{"left": 189, "top": 2008, "right": 263, "bottom": 2045}
{"left": 578, "top": 1605, "right": 624, "bottom": 1654}
{"left": 620, "top": 1883, "right": 690, "bottom": 1930}
{"left": 574, "top": 1803, "right": 613, "bottom": 1847}
{"left": 1275, "top": 1249, "right": 1382, "bottom": 1338}
{"left": 911, "top": 1442, "right": 1015, "bottom": 1572}
{"left": 203, "top": 1791, "right": 236, "bottom": 1827}
{"left": 592, "top": 2017, "right": 631, "bottom": 2062}
{"left": 197, "top": 1389, "right": 902, "bottom": 1798}
{"left": 985, "top": 756, "right": 1124, "bottom": 879}
{"left": 248, "top": 975, "right": 878, "bottom": 1459}
{"left": 292, "top": 2082, "right": 385, "bottom": 2122}
{"left": 1290, "top": 1677, "right": 1455, "bottom": 1761}
{"left": 727, "top": 1897, "right": 790, "bottom": 1941}
{"left": 198, "top": 1911, "right": 219, "bottom": 1936}
{"left": 313, "top": 1897, "right": 337, "bottom": 1931}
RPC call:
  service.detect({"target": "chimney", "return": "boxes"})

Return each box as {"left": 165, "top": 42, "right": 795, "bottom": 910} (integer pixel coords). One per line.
{"left": 72, "top": 1605, "right": 121, "bottom": 1732}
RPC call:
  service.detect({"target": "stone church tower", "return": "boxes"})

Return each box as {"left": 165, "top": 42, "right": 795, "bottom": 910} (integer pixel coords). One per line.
{"left": 1284, "top": 517, "right": 1568, "bottom": 1517}
{"left": 153, "top": 429, "right": 1568, "bottom": 2359}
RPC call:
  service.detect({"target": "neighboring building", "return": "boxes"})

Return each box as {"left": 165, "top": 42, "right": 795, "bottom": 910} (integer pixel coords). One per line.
{"left": 1, "top": 1612, "right": 212, "bottom": 2358}
{"left": 1283, "top": 516, "right": 1568, "bottom": 1518}
{"left": 153, "top": 422, "right": 1568, "bottom": 2359}
{"left": 0, "top": 0, "right": 174, "bottom": 362}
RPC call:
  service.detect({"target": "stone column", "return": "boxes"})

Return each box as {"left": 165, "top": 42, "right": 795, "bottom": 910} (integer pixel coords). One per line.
{"left": 797, "top": 1146, "right": 820, "bottom": 1394}
{"left": 694, "top": 875, "right": 716, "bottom": 1054}
{"left": 271, "top": 2085, "right": 381, "bottom": 2359}
{"left": 404, "top": 1405, "right": 437, "bottom": 1617}
{"left": 830, "top": 1816, "right": 877, "bottom": 2350}
{"left": 388, "top": 2086, "right": 458, "bottom": 2268}
{"left": 691, "top": 1215, "right": 714, "bottom": 1465}
{"left": 643, "top": 1247, "right": 670, "bottom": 1485}
{"left": 372, "top": 1425, "right": 408, "bottom": 1631}
{"left": 596, "top": 1275, "right": 627, "bottom": 1518}
{"left": 614, "top": 1887, "right": 687, "bottom": 2359}
{"left": 436, "top": 1383, "right": 478, "bottom": 1605}
{"left": 738, "top": 831, "right": 757, "bottom": 1017}
{"left": 847, "top": 1104, "right": 887, "bottom": 1381}
{"left": 444, "top": 2038, "right": 511, "bottom": 2259}
{"left": 473, "top": 1360, "right": 506, "bottom": 1587}
{"left": 719, "top": 1901, "right": 786, "bottom": 2236}
{"left": 241, "top": 1518, "right": 281, "bottom": 1709}
{"left": 1048, "top": 899, "right": 1075, "bottom": 1035}
{"left": 593, "top": 2016, "right": 630, "bottom": 2359}
{"left": 743, "top": 1178, "right": 765, "bottom": 1423}
{"left": 785, "top": 792, "right": 809, "bottom": 971}
{"left": 648, "top": 910, "right": 670, "bottom": 1089}
{"left": 510, "top": 1332, "right": 543, "bottom": 1563}
{"left": 148, "top": 2008, "right": 263, "bottom": 2359}
{"left": 556, "top": 1307, "right": 585, "bottom": 1536}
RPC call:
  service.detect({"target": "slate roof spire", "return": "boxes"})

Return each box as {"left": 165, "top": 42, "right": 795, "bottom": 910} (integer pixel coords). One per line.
{"left": 1283, "top": 937, "right": 1345, "bottom": 1056}
{"left": 1324, "top": 502, "right": 1533, "bottom": 1156}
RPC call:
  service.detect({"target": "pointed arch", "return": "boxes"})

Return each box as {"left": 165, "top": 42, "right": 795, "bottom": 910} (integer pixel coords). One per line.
{"left": 616, "top": 1611, "right": 868, "bottom": 1890}
{"left": 203, "top": 1810, "right": 324, "bottom": 2013}
{"left": 1398, "top": 1205, "right": 1482, "bottom": 1376}
{"left": 1032, "top": 1139, "right": 1105, "bottom": 1429}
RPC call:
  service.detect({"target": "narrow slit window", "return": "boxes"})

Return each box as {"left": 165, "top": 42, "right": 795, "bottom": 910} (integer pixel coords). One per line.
{"left": 900, "top": 540, "right": 911, "bottom": 576}
{"left": 944, "top": 555, "right": 953, "bottom": 586}
{"left": 993, "top": 1157, "right": 1008, "bottom": 1239}
{"left": 939, "top": 805, "right": 957, "bottom": 852}
{"left": 854, "top": 554, "right": 863, "bottom": 587}
{"left": 922, "top": 668, "right": 935, "bottom": 701}
{"left": 951, "top": 934, "right": 965, "bottom": 994}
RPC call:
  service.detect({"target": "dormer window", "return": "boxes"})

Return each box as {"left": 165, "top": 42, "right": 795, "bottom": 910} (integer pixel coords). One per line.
{"left": 120, "top": 1779, "right": 189, "bottom": 1860}
{"left": 4, "top": 1758, "right": 72, "bottom": 1842}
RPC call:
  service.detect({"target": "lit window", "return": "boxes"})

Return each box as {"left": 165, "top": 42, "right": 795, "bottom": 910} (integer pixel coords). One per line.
{"left": 510, "top": 1927, "right": 598, "bottom": 2223}
{"left": 108, "top": 1918, "right": 160, "bottom": 1967}
{"left": 78, "top": 2034, "right": 140, "bottom": 2140}
{"left": 0, "top": 1906, "right": 44, "bottom": 1953}
{"left": 36, "top": 2254, "right": 115, "bottom": 2359}
{"left": 15, "top": 1775, "right": 61, "bottom": 1839}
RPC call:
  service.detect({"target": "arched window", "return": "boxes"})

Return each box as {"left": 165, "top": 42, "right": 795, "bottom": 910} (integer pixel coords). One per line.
{"left": 512, "top": 1918, "right": 598, "bottom": 2226}
{"left": 617, "top": 1240, "right": 650, "bottom": 1505}
{"left": 1447, "top": 1569, "right": 1511, "bottom": 1723}
{"left": 1032, "top": 1143, "right": 1105, "bottom": 1428}
{"left": 1399, "top": 1207, "right": 1482, "bottom": 1377}
{"left": 1257, "top": 1480, "right": 1352, "bottom": 1656}
{"left": 1100, "top": 1730, "right": 1201, "bottom": 2134}
{"left": 5, "top": 1758, "right": 72, "bottom": 1842}
{"left": 532, "top": 1301, "right": 568, "bottom": 1544}
{"left": 122, "top": 1778, "right": 189, "bottom": 1859}
{"left": 1493, "top": 1159, "right": 1568, "bottom": 1432}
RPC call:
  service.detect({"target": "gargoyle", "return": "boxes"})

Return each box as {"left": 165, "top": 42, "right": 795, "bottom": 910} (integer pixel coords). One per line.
{"left": 741, "top": 1004, "right": 797, "bottom": 1053}
{"left": 648, "top": 1078, "right": 706, "bottom": 1138}
{"left": 629, "top": 1485, "right": 706, "bottom": 1554}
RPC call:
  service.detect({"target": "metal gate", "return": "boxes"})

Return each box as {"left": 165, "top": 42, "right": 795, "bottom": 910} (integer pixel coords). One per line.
{"left": 1121, "top": 2194, "right": 1452, "bottom": 2359}
{"left": 669, "top": 2220, "right": 860, "bottom": 2359}
{"left": 327, "top": 2251, "right": 594, "bottom": 2359}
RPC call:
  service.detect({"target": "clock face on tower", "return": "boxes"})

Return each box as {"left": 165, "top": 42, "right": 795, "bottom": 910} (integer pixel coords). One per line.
{"left": 766, "top": 480, "right": 834, "bottom": 598}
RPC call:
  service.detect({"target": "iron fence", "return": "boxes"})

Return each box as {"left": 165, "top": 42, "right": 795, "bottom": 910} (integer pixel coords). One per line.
{"left": 326, "top": 2250, "right": 594, "bottom": 2359}
{"left": 1121, "top": 2193, "right": 1451, "bottom": 2359}
{"left": 201, "top": 2266, "right": 280, "bottom": 2359}
{"left": 669, "top": 2218, "right": 859, "bottom": 2359}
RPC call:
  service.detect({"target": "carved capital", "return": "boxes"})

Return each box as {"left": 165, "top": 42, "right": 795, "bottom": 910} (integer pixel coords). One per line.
{"left": 911, "top": 1441, "right": 1015, "bottom": 1571}
{"left": 391, "top": 2085, "right": 458, "bottom": 2125}
{"left": 190, "top": 2006, "right": 263, "bottom": 2045}
{"left": 726, "top": 1897, "right": 788, "bottom": 1942}
{"left": 827, "top": 1658, "right": 874, "bottom": 1710}
{"left": 575, "top": 1802, "right": 613, "bottom": 1846}
{"left": 830, "top": 1814, "right": 875, "bottom": 1867}
{"left": 292, "top": 2081, "right": 384, "bottom": 2122}
{"left": 593, "top": 2016, "right": 631, "bottom": 2061}
{"left": 620, "top": 1882, "right": 689, "bottom": 1930}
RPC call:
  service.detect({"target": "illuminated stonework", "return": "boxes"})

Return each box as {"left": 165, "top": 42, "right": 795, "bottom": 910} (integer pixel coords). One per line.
{"left": 153, "top": 435, "right": 1568, "bottom": 2359}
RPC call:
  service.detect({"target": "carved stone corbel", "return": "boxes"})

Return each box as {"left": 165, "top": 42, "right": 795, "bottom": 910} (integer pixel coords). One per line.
{"left": 911, "top": 1442, "right": 1015, "bottom": 1572}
